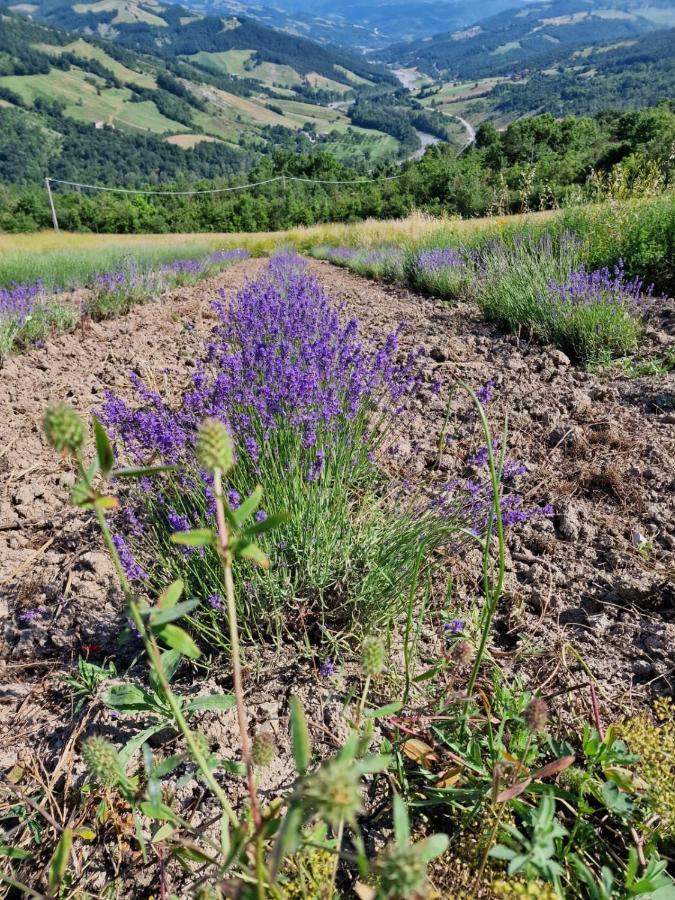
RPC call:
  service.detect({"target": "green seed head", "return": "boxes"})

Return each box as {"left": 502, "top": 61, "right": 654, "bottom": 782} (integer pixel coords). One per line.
{"left": 43, "top": 404, "right": 85, "bottom": 455}
{"left": 361, "top": 636, "right": 385, "bottom": 677}
{"left": 82, "top": 736, "right": 124, "bottom": 788}
{"left": 196, "top": 418, "right": 235, "bottom": 474}
{"left": 252, "top": 731, "right": 276, "bottom": 768}
{"left": 377, "top": 844, "right": 428, "bottom": 899}
{"left": 301, "top": 757, "right": 363, "bottom": 829}
{"left": 193, "top": 886, "right": 222, "bottom": 900}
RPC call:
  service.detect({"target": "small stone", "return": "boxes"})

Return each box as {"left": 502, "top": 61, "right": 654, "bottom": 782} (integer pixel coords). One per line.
{"left": 632, "top": 659, "right": 654, "bottom": 677}
{"left": 548, "top": 349, "right": 571, "bottom": 367}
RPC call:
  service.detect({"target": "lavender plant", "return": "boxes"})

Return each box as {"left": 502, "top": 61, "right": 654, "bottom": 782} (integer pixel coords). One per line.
{"left": 101, "top": 254, "right": 466, "bottom": 642}
{"left": 478, "top": 234, "right": 646, "bottom": 363}
{"left": 0, "top": 281, "right": 76, "bottom": 360}
{"left": 404, "top": 245, "right": 474, "bottom": 301}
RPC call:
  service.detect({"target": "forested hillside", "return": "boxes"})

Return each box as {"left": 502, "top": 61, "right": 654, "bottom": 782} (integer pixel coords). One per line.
{"left": 378, "top": 0, "right": 675, "bottom": 79}
{"left": 2, "top": 102, "right": 672, "bottom": 232}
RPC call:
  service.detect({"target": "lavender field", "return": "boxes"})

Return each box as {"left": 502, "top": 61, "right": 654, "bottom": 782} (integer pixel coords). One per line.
{"left": 1, "top": 205, "right": 674, "bottom": 899}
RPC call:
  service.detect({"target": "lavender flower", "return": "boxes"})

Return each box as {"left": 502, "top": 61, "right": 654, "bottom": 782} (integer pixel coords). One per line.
{"left": 416, "top": 248, "right": 465, "bottom": 273}
{"left": 0, "top": 281, "right": 44, "bottom": 326}
{"left": 320, "top": 658, "right": 336, "bottom": 676}
{"left": 207, "top": 593, "right": 223, "bottom": 610}
{"left": 112, "top": 534, "right": 147, "bottom": 582}
{"left": 444, "top": 619, "right": 464, "bottom": 633}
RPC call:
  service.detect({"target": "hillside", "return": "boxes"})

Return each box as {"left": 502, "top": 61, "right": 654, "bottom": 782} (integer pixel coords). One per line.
{"left": 180, "top": 0, "right": 527, "bottom": 51}
{"left": 0, "top": 5, "right": 411, "bottom": 185}
{"left": 377, "top": 0, "right": 675, "bottom": 79}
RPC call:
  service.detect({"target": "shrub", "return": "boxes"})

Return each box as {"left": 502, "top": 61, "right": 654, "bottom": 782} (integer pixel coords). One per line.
{"left": 477, "top": 233, "right": 645, "bottom": 363}
{"left": 404, "top": 244, "right": 474, "bottom": 301}
{"left": 0, "top": 281, "right": 76, "bottom": 359}
{"left": 102, "top": 255, "right": 543, "bottom": 647}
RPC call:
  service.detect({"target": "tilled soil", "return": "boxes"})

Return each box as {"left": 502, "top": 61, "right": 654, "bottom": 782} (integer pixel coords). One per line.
{"left": 1, "top": 256, "right": 674, "bottom": 774}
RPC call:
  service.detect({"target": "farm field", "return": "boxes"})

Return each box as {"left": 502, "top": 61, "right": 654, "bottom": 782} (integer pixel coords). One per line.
{"left": 0, "top": 200, "right": 674, "bottom": 897}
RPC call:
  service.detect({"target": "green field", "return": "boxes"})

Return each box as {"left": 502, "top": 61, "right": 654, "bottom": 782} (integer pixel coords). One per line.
{"left": 34, "top": 38, "right": 157, "bottom": 89}
{"left": 0, "top": 68, "right": 188, "bottom": 134}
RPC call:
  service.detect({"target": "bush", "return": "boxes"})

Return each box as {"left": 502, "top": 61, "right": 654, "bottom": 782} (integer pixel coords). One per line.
{"left": 404, "top": 243, "right": 474, "bottom": 301}
{"left": 477, "top": 233, "right": 643, "bottom": 363}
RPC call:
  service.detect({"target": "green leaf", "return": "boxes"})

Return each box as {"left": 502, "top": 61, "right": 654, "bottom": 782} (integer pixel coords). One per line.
{"left": 158, "top": 649, "right": 182, "bottom": 684}
{"left": 112, "top": 465, "right": 176, "bottom": 479}
{"left": 139, "top": 801, "right": 180, "bottom": 823}
{"left": 289, "top": 696, "right": 311, "bottom": 775}
{"left": 119, "top": 723, "right": 170, "bottom": 767}
{"left": 392, "top": 793, "right": 410, "bottom": 845}
{"left": 0, "top": 845, "right": 33, "bottom": 860}
{"left": 93, "top": 416, "right": 114, "bottom": 477}
{"left": 417, "top": 833, "right": 449, "bottom": 863}
{"left": 152, "top": 823, "right": 176, "bottom": 844}
{"left": 149, "top": 600, "right": 200, "bottom": 628}
{"left": 184, "top": 693, "right": 236, "bottom": 714}
{"left": 154, "top": 624, "right": 201, "bottom": 659}
{"left": 104, "top": 683, "right": 158, "bottom": 712}
{"left": 233, "top": 485, "right": 263, "bottom": 527}
{"left": 170, "top": 529, "right": 216, "bottom": 548}
{"left": 158, "top": 579, "right": 184, "bottom": 610}
{"left": 151, "top": 754, "right": 184, "bottom": 779}
{"left": 48, "top": 828, "right": 72, "bottom": 891}
{"left": 236, "top": 541, "right": 269, "bottom": 569}
{"left": 244, "top": 512, "right": 289, "bottom": 538}
{"left": 489, "top": 844, "right": 516, "bottom": 862}
{"left": 364, "top": 701, "right": 403, "bottom": 719}
{"left": 600, "top": 780, "right": 634, "bottom": 816}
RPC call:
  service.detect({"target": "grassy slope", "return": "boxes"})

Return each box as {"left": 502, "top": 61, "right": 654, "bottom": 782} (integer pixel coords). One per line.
{"left": 0, "top": 209, "right": 559, "bottom": 286}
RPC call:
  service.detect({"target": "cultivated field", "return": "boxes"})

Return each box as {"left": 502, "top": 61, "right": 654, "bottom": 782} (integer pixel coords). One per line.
{"left": 1, "top": 201, "right": 673, "bottom": 898}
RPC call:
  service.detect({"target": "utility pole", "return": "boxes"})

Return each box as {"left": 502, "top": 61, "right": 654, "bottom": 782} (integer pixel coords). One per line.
{"left": 45, "top": 178, "right": 59, "bottom": 231}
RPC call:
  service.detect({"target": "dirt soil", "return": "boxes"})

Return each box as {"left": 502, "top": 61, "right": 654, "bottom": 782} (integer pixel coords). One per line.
{"left": 1, "top": 256, "right": 673, "bottom": 816}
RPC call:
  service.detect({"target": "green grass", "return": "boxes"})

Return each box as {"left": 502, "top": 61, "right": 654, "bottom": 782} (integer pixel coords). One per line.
{"left": 0, "top": 240, "right": 233, "bottom": 289}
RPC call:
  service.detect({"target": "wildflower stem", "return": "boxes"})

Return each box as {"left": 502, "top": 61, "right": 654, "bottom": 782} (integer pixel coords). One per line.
{"left": 213, "top": 468, "right": 262, "bottom": 831}
{"left": 356, "top": 675, "right": 371, "bottom": 727}
{"left": 462, "top": 388, "right": 506, "bottom": 723}
{"left": 92, "top": 502, "right": 239, "bottom": 828}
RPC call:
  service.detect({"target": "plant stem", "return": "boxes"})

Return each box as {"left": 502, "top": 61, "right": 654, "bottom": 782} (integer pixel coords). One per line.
{"left": 462, "top": 389, "right": 506, "bottom": 723}
{"left": 93, "top": 502, "right": 239, "bottom": 828}
{"left": 213, "top": 469, "right": 262, "bottom": 832}
{"left": 356, "top": 675, "right": 371, "bottom": 727}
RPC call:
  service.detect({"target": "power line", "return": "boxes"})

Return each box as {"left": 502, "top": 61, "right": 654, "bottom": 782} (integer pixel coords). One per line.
{"left": 43, "top": 170, "right": 407, "bottom": 230}
{"left": 45, "top": 171, "right": 405, "bottom": 196}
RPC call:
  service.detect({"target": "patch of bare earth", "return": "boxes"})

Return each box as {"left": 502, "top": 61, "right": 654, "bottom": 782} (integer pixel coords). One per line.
{"left": 1, "top": 255, "right": 673, "bottom": 797}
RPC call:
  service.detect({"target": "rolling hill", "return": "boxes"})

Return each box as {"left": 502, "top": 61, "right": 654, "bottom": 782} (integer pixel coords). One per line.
{"left": 0, "top": 3, "right": 410, "bottom": 186}
{"left": 377, "top": 0, "right": 675, "bottom": 79}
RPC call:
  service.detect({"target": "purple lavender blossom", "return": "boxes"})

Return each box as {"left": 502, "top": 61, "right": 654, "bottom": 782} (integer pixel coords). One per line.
{"left": 255, "top": 509, "right": 268, "bottom": 523}
{"left": 416, "top": 248, "right": 465, "bottom": 273}
{"left": 320, "top": 658, "right": 336, "bottom": 676}
{"left": 0, "top": 281, "right": 45, "bottom": 326}
{"left": 207, "top": 593, "right": 223, "bottom": 609}
{"left": 444, "top": 619, "right": 464, "bottom": 633}
{"left": 113, "top": 534, "right": 147, "bottom": 582}
{"left": 19, "top": 607, "right": 45, "bottom": 623}
{"left": 476, "top": 379, "right": 495, "bottom": 406}
{"left": 103, "top": 255, "right": 422, "bottom": 473}
{"left": 544, "top": 260, "right": 651, "bottom": 309}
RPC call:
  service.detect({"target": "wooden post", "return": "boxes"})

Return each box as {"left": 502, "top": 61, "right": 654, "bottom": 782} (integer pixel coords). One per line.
{"left": 45, "top": 178, "right": 59, "bottom": 232}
